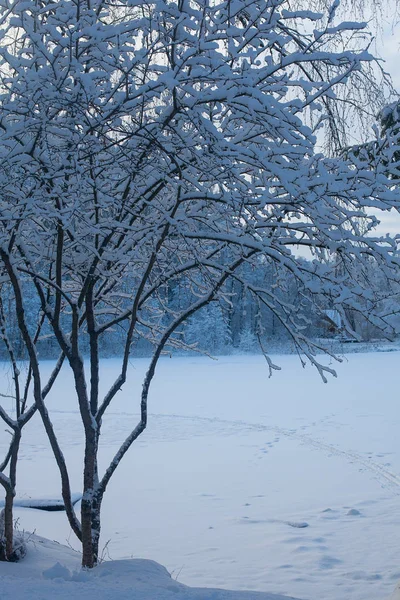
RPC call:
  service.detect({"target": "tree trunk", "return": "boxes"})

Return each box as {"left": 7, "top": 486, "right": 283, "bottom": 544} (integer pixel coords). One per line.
{"left": 81, "top": 494, "right": 101, "bottom": 568}
{"left": 0, "top": 491, "right": 16, "bottom": 561}
{"left": 0, "top": 430, "right": 20, "bottom": 561}
{"left": 81, "top": 432, "right": 100, "bottom": 568}
{"left": 0, "top": 508, "right": 5, "bottom": 561}
{"left": 4, "top": 491, "right": 14, "bottom": 559}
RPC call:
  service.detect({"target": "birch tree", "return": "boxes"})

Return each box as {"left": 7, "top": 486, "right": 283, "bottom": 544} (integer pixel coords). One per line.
{"left": 0, "top": 0, "right": 399, "bottom": 567}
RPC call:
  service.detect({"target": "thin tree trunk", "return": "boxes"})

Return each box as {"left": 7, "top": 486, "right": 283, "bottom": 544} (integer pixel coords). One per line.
{"left": 81, "top": 431, "right": 100, "bottom": 568}
{"left": 0, "top": 429, "right": 21, "bottom": 561}
{"left": 3, "top": 490, "right": 14, "bottom": 559}
{"left": 0, "top": 508, "right": 5, "bottom": 561}
{"left": 7, "top": 429, "right": 20, "bottom": 560}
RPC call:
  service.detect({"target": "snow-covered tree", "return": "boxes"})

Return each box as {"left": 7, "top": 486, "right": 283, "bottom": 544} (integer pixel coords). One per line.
{"left": 0, "top": 0, "right": 399, "bottom": 567}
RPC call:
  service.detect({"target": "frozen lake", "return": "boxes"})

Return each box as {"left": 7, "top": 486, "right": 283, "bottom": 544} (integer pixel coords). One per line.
{"left": 1, "top": 351, "right": 400, "bottom": 600}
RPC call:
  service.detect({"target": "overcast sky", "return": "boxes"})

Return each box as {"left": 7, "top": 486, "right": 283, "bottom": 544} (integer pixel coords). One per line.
{"left": 371, "top": 14, "right": 400, "bottom": 237}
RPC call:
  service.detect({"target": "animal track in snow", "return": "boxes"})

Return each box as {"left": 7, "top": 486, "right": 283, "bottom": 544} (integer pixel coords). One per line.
{"left": 153, "top": 413, "right": 400, "bottom": 494}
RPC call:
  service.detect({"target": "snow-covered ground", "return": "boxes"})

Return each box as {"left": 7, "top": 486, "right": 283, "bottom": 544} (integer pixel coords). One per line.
{"left": 0, "top": 534, "right": 302, "bottom": 600}
{"left": 1, "top": 351, "right": 400, "bottom": 600}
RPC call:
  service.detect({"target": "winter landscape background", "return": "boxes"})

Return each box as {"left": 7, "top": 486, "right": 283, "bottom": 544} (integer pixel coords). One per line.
{"left": 2, "top": 0, "right": 400, "bottom": 598}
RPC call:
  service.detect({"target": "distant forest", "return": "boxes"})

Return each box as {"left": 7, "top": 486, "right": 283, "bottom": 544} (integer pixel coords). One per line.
{"left": 1, "top": 257, "right": 396, "bottom": 360}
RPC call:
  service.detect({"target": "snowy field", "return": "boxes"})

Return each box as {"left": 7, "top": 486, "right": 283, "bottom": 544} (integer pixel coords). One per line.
{"left": 1, "top": 351, "right": 400, "bottom": 600}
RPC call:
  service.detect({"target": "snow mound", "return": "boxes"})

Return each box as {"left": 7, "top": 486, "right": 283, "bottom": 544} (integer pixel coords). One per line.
{"left": 286, "top": 521, "right": 309, "bottom": 528}
{"left": 0, "top": 493, "right": 82, "bottom": 511}
{"left": 0, "top": 534, "right": 303, "bottom": 600}
{"left": 42, "top": 562, "right": 71, "bottom": 580}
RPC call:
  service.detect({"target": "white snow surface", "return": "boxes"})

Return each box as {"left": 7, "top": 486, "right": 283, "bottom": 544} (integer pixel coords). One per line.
{"left": 0, "top": 534, "right": 301, "bottom": 600}
{"left": 0, "top": 351, "right": 399, "bottom": 600}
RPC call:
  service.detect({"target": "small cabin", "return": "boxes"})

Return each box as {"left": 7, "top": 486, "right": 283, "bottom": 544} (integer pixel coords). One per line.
{"left": 321, "top": 309, "right": 342, "bottom": 334}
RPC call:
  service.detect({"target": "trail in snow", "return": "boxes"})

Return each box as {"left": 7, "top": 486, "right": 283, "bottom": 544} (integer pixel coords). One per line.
{"left": 41, "top": 406, "right": 400, "bottom": 493}
{"left": 150, "top": 413, "right": 400, "bottom": 493}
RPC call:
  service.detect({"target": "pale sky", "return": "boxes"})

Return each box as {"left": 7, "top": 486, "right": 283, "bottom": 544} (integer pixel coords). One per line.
{"left": 366, "top": 13, "right": 400, "bottom": 237}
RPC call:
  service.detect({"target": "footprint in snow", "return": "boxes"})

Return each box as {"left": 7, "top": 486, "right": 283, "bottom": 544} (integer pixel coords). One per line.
{"left": 345, "top": 570, "right": 382, "bottom": 581}
{"left": 320, "top": 507, "right": 362, "bottom": 518}
{"left": 320, "top": 508, "right": 340, "bottom": 519}
{"left": 240, "top": 517, "right": 309, "bottom": 528}
{"left": 319, "top": 555, "right": 342, "bottom": 569}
